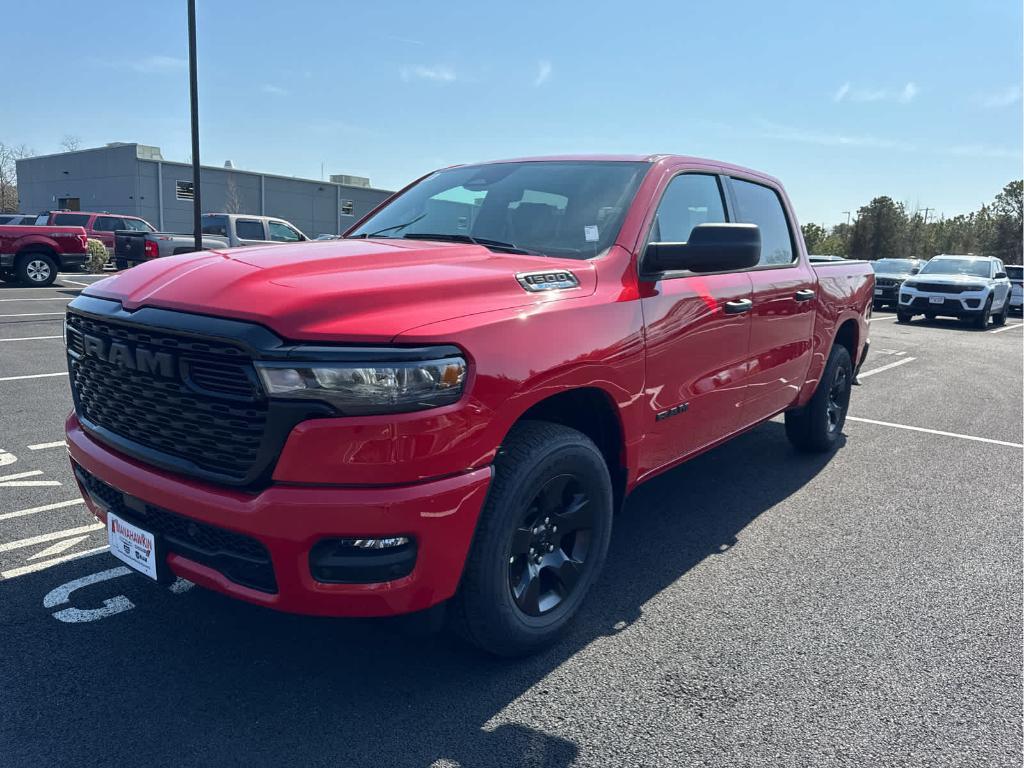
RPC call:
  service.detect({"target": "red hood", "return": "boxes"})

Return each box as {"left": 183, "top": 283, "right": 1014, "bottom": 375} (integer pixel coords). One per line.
{"left": 84, "top": 238, "right": 597, "bottom": 342}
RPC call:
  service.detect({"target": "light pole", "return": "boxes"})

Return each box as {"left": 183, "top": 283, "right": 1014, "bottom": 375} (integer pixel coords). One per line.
{"left": 187, "top": 0, "right": 202, "bottom": 252}
{"left": 842, "top": 211, "right": 851, "bottom": 227}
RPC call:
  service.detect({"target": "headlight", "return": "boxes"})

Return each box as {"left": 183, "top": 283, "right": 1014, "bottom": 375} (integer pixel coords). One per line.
{"left": 255, "top": 356, "right": 466, "bottom": 415}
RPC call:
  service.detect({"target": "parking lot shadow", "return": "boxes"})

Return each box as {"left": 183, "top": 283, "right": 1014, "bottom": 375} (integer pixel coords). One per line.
{"left": 0, "top": 421, "right": 837, "bottom": 768}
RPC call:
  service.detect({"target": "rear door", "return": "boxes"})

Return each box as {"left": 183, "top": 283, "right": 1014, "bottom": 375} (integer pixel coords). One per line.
{"left": 92, "top": 216, "right": 127, "bottom": 252}
{"left": 232, "top": 217, "right": 269, "bottom": 246}
{"left": 727, "top": 176, "right": 816, "bottom": 429}
{"left": 637, "top": 169, "right": 753, "bottom": 476}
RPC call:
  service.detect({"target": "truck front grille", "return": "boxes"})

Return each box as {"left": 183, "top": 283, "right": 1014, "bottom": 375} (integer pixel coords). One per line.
{"left": 66, "top": 311, "right": 268, "bottom": 484}
{"left": 74, "top": 462, "right": 277, "bottom": 593}
{"left": 912, "top": 283, "right": 974, "bottom": 294}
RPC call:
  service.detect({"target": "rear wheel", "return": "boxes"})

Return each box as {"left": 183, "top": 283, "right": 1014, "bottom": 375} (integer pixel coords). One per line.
{"left": 15, "top": 253, "right": 57, "bottom": 286}
{"left": 450, "top": 421, "right": 613, "bottom": 657}
{"left": 785, "top": 344, "right": 853, "bottom": 453}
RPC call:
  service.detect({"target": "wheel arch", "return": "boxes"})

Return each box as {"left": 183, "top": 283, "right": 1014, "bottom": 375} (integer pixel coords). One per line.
{"left": 503, "top": 386, "right": 628, "bottom": 511}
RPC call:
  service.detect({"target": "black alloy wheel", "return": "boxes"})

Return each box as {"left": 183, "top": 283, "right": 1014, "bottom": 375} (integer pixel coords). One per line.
{"left": 507, "top": 473, "right": 593, "bottom": 617}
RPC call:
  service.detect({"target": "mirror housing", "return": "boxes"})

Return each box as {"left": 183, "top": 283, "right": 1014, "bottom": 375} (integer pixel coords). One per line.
{"left": 996, "top": 271, "right": 1007, "bottom": 279}
{"left": 910, "top": 267, "right": 921, "bottom": 275}
{"left": 644, "top": 223, "right": 761, "bottom": 274}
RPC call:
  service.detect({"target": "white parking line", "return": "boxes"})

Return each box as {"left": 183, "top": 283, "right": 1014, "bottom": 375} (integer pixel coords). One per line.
{"left": 0, "top": 372, "right": 66, "bottom": 382}
{"left": 0, "top": 336, "right": 63, "bottom": 343}
{"left": 59, "top": 279, "right": 92, "bottom": 287}
{"left": 0, "top": 498, "right": 84, "bottom": 522}
{"left": 0, "top": 470, "right": 43, "bottom": 482}
{"left": 0, "top": 312, "right": 65, "bottom": 318}
{"left": 847, "top": 416, "right": 1024, "bottom": 449}
{"left": 1, "top": 545, "right": 108, "bottom": 579}
{"left": 867, "top": 315, "right": 896, "bottom": 322}
{"left": 857, "top": 357, "right": 917, "bottom": 379}
{"left": 0, "top": 522, "right": 103, "bottom": 552}
{"left": 0, "top": 297, "right": 73, "bottom": 302}
{"left": 990, "top": 323, "right": 1022, "bottom": 334}
{"left": 28, "top": 441, "right": 65, "bottom": 451}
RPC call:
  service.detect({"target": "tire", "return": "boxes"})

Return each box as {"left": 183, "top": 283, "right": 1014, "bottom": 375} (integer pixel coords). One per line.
{"left": 924, "top": 312, "right": 936, "bottom": 321}
{"left": 115, "top": 257, "right": 128, "bottom": 271}
{"left": 15, "top": 253, "right": 57, "bottom": 286}
{"left": 449, "top": 420, "right": 613, "bottom": 657}
{"left": 785, "top": 344, "right": 853, "bottom": 453}
{"left": 0, "top": 270, "right": 13, "bottom": 283}
{"left": 873, "top": 301, "right": 883, "bottom": 312}
{"left": 896, "top": 311, "right": 912, "bottom": 323}
{"left": 974, "top": 297, "right": 992, "bottom": 329}
{"left": 993, "top": 297, "right": 1008, "bottom": 327}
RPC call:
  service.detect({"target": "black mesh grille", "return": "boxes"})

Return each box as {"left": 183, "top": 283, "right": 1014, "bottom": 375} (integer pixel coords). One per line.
{"left": 74, "top": 463, "right": 276, "bottom": 593}
{"left": 912, "top": 283, "right": 978, "bottom": 294}
{"left": 875, "top": 278, "right": 900, "bottom": 287}
{"left": 66, "top": 311, "right": 267, "bottom": 483}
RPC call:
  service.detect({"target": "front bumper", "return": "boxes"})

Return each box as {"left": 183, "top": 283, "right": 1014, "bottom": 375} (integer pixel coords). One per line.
{"left": 67, "top": 413, "right": 492, "bottom": 617}
{"left": 898, "top": 287, "right": 989, "bottom": 316}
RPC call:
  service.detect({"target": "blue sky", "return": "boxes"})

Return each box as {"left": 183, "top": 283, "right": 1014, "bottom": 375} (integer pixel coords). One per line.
{"left": 8, "top": 0, "right": 1022, "bottom": 226}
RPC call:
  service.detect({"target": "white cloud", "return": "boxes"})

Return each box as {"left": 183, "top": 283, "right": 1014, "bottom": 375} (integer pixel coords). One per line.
{"left": 947, "top": 144, "right": 1022, "bottom": 159}
{"left": 757, "top": 119, "right": 915, "bottom": 150}
{"left": 534, "top": 60, "right": 552, "bottom": 87}
{"left": 978, "top": 85, "right": 1022, "bottom": 108}
{"left": 262, "top": 84, "right": 288, "bottom": 96}
{"left": 401, "top": 65, "right": 457, "bottom": 83}
{"left": 832, "top": 81, "right": 918, "bottom": 103}
{"left": 132, "top": 55, "right": 187, "bottom": 74}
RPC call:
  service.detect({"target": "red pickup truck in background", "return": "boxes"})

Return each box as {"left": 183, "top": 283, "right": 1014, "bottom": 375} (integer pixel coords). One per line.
{"left": 0, "top": 224, "right": 89, "bottom": 285}
{"left": 36, "top": 210, "right": 155, "bottom": 253}
{"left": 64, "top": 155, "right": 874, "bottom": 655}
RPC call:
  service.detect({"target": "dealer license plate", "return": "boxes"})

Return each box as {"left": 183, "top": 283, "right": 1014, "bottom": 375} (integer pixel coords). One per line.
{"left": 929, "top": 296, "right": 944, "bottom": 304}
{"left": 108, "top": 512, "right": 158, "bottom": 580}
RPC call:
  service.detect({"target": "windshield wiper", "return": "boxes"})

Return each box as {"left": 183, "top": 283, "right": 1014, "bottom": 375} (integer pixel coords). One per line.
{"left": 401, "top": 232, "right": 540, "bottom": 255}
{"left": 351, "top": 213, "right": 427, "bottom": 239}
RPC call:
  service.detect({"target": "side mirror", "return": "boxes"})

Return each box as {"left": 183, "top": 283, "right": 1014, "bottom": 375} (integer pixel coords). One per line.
{"left": 910, "top": 267, "right": 921, "bottom": 274}
{"left": 644, "top": 223, "right": 761, "bottom": 274}
{"left": 996, "top": 271, "right": 1007, "bottom": 279}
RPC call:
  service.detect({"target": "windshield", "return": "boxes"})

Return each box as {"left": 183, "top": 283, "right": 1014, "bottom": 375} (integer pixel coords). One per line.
{"left": 920, "top": 258, "right": 992, "bottom": 278}
{"left": 873, "top": 258, "right": 915, "bottom": 273}
{"left": 348, "top": 161, "right": 650, "bottom": 259}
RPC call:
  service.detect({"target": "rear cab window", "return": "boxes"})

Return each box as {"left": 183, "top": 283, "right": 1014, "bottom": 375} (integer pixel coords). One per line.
{"left": 729, "top": 178, "right": 796, "bottom": 266}
{"left": 201, "top": 216, "right": 229, "bottom": 236}
{"left": 53, "top": 213, "right": 91, "bottom": 227}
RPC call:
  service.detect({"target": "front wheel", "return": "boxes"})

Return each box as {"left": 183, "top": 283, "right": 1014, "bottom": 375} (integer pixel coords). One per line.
{"left": 974, "top": 297, "right": 992, "bottom": 329}
{"left": 993, "top": 297, "right": 1008, "bottom": 327}
{"left": 896, "top": 311, "right": 912, "bottom": 323}
{"left": 785, "top": 344, "right": 853, "bottom": 453}
{"left": 450, "top": 421, "right": 613, "bottom": 657}
{"left": 15, "top": 254, "right": 57, "bottom": 286}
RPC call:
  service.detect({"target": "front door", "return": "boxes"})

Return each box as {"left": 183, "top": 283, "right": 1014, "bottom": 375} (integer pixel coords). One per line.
{"left": 637, "top": 172, "right": 753, "bottom": 478}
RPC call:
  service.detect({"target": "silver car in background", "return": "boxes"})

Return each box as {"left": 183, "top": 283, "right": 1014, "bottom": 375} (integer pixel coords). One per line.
{"left": 1006, "top": 265, "right": 1023, "bottom": 315}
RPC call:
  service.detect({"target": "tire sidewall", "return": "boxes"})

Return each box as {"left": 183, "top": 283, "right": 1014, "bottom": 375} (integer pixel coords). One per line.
{"left": 813, "top": 345, "right": 853, "bottom": 448}
{"left": 461, "top": 427, "right": 613, "bottom": 652}
{"left": 17, "top": 254, "right": 57, "bottom": 286}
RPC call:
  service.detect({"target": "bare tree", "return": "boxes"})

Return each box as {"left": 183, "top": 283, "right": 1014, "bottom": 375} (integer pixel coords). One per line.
{"left": 224, "top": 173, "right": 242, "bottom": 214}
{"left": 60, "top": 134, "right": 82, "bottom": 152}
{"left": 0, "top": 142, "right": 34, "bottom": 213}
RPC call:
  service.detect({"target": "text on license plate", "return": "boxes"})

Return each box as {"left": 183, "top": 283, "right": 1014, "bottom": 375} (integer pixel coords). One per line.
{"left": 108, "top": 512, "right": 158, "bottom": 580}
{"left": 929, "top": 296, "right": 945, "bottom": 304}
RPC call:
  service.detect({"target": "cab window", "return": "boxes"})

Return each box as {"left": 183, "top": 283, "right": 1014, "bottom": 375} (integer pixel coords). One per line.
{"left": 93, "top": 216, "right": 126, "bottom": 232}
{"left": 647, "top": 174, "right": 727, "bottom": 245}
{"left": 268, "top": 221, "right": 301, "bottom": 242}
{"left": 235, "top": 219, "right": 266, "bottom": 240}
{"left": 729, "top": 178, "right": 796, "bottom": 266}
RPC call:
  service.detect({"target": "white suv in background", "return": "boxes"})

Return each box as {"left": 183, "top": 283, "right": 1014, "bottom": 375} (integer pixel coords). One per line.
{"left": 1006, "top": 265, "right": 1023, "bottom": 315}
{"left": 898, "top": 254, "right": 1012, "bottom": 328}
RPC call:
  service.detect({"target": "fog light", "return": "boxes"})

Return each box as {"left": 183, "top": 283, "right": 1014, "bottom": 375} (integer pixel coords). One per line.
{"left": 309, "top": 536, "right": 417, "bottom": 584}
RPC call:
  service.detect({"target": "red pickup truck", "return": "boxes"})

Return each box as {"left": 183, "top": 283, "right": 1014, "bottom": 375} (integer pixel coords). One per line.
{"left": 64, "top": 155, "right": 873, "bottom": 655}
{"left": 0, "top": 224, "right": 90, "bottom": 285}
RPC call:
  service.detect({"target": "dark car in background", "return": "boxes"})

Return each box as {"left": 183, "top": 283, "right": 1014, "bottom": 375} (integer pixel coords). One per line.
{"left": 35, "top": 210, "right": 155, "bottom": 253}
{"left": 871, "top": 258, "right": 925, "bottom": 309}
{"left": 1006, "top": 264, "right": 1023, "bottom": 314}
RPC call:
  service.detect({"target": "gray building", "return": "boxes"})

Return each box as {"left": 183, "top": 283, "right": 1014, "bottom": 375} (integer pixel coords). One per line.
{"left": 16, "top": 143, "right": 393, "bottom": 237}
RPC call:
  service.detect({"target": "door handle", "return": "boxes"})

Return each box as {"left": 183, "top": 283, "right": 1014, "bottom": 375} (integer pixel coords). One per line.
{"left": 724, "top": 299, "right": 753, "bottom": 314}
{"left": 794, "top": 289, "right": 815, "bottom": 302}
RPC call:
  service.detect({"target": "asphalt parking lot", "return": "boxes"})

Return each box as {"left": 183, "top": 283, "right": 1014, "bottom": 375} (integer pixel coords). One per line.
{"left": 0, "top": 275, "right": 1021, "bottom": 768}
